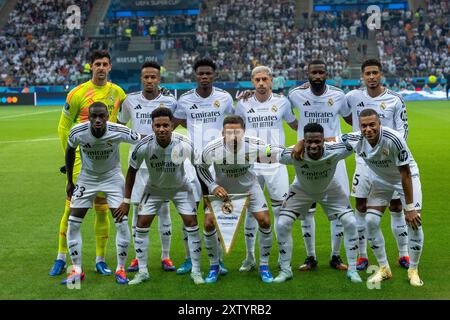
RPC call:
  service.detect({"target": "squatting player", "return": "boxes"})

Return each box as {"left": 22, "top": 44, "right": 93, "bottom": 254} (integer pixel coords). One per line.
{"left": 62, "top": 102, "right": 141, "bottom": 285}
{"left": 50, "top": 50, "right": 127, "bottom": 277}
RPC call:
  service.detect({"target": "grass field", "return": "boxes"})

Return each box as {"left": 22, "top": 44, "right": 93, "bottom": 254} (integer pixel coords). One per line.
{"left": 0, "top": 101, "right": 449, "bottom": 300}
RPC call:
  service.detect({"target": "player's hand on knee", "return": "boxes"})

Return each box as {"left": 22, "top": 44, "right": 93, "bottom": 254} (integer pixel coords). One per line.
{"left": 114, "top": 203, "right": 130, "bottom": 222}
{"left": 405, "top": 209, "right": 421, "bottom": 230}
{"left": 66, "top": 181, "right": 75, "bottom": 198}
{"left": 213, "top": 186, "right": 228, "bottom": 200}
{"left": 292, "top": 139, "right": 305, "bottom": 161}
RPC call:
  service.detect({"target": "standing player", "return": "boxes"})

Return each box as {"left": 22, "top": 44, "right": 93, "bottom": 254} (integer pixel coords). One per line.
{"left": 235, "top": 66, "right": 297, "bottom": 272}
{"left": 346, "top": 59, "right": 410, "bottom": 270}
{"left": 288, "top": 60, "right": 352, "bottom": 271}
{"left": 50, "top": 50, "right": 127, "bottom": 276}
{"left": 341, "top": 109, "right": 424, "bottom": 286}
{"left": 62, "top": 102, "right": 141, "bottom": 285}
{"left": 197, "top": 115, "right": 279, "bottom": 283}
{"left": 117, "top": 62, "right": 178, "bottom": 273}
{"left": 274, "top": 123, "right": 361, "bottom": 283}
{"left": 115, "top": 108, "right": 204, "bottom": 285}
{"left": 173, "top": 58, "right": 234, "bottom": 276}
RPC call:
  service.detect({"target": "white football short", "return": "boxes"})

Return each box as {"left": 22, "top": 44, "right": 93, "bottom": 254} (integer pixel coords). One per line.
{"left": 255, "top": 163, "right": 289, "bottom": 201}
{"left": 70, "top": 171, "right": 124, "bottom": 209}
{"left": 367, "top": 171, "right": 422, "bottom": 210}
{"left": 280, "top": 178, "right": 353, "bottom": 223}
{"left": 351, "top": 161, "right": 400, "bottom": 200}
{"left": 138, "top": 186, "right": 197, "bottom": 216}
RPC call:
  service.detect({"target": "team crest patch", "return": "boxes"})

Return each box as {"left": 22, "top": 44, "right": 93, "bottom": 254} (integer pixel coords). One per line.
{"left": 327, "top": 98, "right": 334, "bottom": 106}
{"left": 106, "top": 140, "right": 113, "bottom": 147}
{"left": 221, "top": 201, "right": 234, "bottom": 215}
{"left": 271, "top": 105, "right": 278, "bottom": 112}
{"left": 109, "top": 96, "right": 114, "bottom": 103}
{"left": 159, "top": 103, "right": 165, "bottom": 108}
{"left": 214, "top": 100, "right": 220, "bottom": 108}
{"left": 380, "top": 102, "right": 386, "bottom": 110}
{"left": 382, "top": 148, "right": 389, "bottom": 156}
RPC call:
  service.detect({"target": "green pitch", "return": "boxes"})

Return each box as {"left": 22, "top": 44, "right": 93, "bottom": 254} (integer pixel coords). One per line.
{"left": 0, "top": 101, "right": 449, "bottom": 300}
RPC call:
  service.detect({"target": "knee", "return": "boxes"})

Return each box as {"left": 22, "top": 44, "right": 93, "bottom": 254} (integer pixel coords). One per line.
{"left": 204, "top": 216, "right": 216, "bottom": 232}
{"left": 356, "top": 202, "right": 367, "bottom": 213}
{"left": 276, "top": 216, "right": 293, "bottom": 234}
{"left": 257, "top": 214, "right": 271, "bottom": 229}
{"left": 365, "top": 210, "right": 382, "bottom": 232}
{"left": 340, "top": 214, "right": 357, "bottom": 233}
{"left": 389, "top": 201, "right": 402, "bottom": 213}
{"left": 183, "top": 216, "right": 198, "bottom": 228}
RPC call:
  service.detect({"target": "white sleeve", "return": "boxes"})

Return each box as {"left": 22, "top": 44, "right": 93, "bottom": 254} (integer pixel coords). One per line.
{"left": 339, "top": 132, "right": 361, "bottom": 150}
{"left": 394, "top": 98, "right": 408, "bottom": 140}
{"left": 167, "top": 98, "right": 177, "bottom": 113}
{"left": 225, "top": 94, "right": 235, "bottom": 115}
{"left": 339, "top": 94, "right": 352, "bottom": 118}
{"left": 117, "top": 98, "right": 131, "bottom": 124}
{"left": 234, "top": 102, "right": 246, "bottom": 120}
{"left": 67, "top": 128, "right": 79, "bottom": 149}
{"left": 120, "top": 126, "right": 141, "bottom": 144}
{"left": 173, "top": 100, "right": 187, "bottom": 119}
{"left": 393, "top": 137, "right": 411, "bottom": 167}
{"left": 129, "top": 141, "right": 145, "bottom": 169}
{"left": 282, "top": 98, "right": 296, "bottom": 123}
{"left": 197, "top": 150, "right": 219, "bottom": 193}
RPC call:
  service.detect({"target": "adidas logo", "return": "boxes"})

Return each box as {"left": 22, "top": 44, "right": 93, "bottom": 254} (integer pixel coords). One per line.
{"left": 357, "top": 102, "right": 365, "bottom": 107}
{"left": 336, "top": 232, "right": 344, "bottom": 237}
{"left": 283, "top": 193, "right": 288, "bottom": 198}
{"left": 359, "top": 152, "right": 367, "bottom": 158}
{"left": 190, "top": 104, "right": 199, "bottom": 110}
{"left": 244, "top": 233, "right": 255, "bottom": 238}
{"left": 262, "top": 253, "right": 270, "bottom": 257}
{"left": 303, "top": 100, "right": 311, "bottom": 106}
{"left": 162, "top": 231, "right": 171, "bottom": 236}
{"left": 119, "top": 251, "right": 127, "bottom": 257}
{"left": 300, "top": 164, "right": 309, "bottom": 169}
{"left": 83, "top": 143, "right": 92, "bottom": 148}
{"left": 415, "top": 203, "right": 420, "bottom": 208}
{"left": 303, "top": 233, "right": 311, "bottom": 238}
{"left": 358, "top": 235, "right": 365, "bottom": 240}
{"left": 262, "top": 204, "right": 268, "bottom": 208}
{"left": 70, "top": 251, "right": 78, "bottom": 256}
{"left": 193, "top": 248, "right": 202, "bottom": 253}
{"left": 247, "top": 108, "right": 256, "bottom": 113}
{"left": 279, "top": 250, "right": 286, "bottom": 254}
{"left": 349, "top": 245, "right": 359, "bottom": 251}
{"left": 135, "top": 249, "right": 143, "bottom": 253}
{"left": 398, "top": 232, "right": 408, "bottom": 237}
{"left": 134, "top": 104, "right": 142, "bottom": 110}
{"left": 410, "top": 246, "right": 421, "bottom": 251}
{"left": 150, "top": 154, "right": 158, "bottom": 160}
{"left": 370, "top": 245, "right": 379, "bottom": 250}
{"left": 207, "top": 254, "right": 214, "bottom": 258}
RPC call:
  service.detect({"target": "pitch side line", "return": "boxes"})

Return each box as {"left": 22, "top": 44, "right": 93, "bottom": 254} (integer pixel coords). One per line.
{"left": 0, "top": 137, "right": 59, "bottom": 144}
{"left": 0, "top": 109, "right": 60, "bottom": 120}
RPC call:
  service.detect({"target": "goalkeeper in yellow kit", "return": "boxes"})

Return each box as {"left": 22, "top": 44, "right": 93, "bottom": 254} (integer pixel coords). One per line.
{"left": 49, "top": 50, "right": 127, "bottom": 276}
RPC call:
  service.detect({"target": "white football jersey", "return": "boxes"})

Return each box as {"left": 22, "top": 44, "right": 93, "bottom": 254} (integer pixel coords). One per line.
{"left": 346, "top": 88, "right": 408, "bottom": 139}
{"left": 118, "top": 91, "right": 177, "bottom": 136}
{"left": 340, "top": 126, "right": 418, "bottom": 185}
{"left": 130, "top": 132, "right": 198, "bottom": 191}
{"left": 68, "top": 122, "right": 141, "bottom": 176}
{"left": 173, "top": 87, "right": 234, "bottom": 151}
{"left": 288, "top": 85, "right": 351, "bottom": 139}
{"left": 280, "top": 142, "right": 353, "bottom": 193}
{"left": 234, "top": 93, "right": 296, "bottom": 146}
{"left": 198, "top": 136, "right": 270, "bottom": 193}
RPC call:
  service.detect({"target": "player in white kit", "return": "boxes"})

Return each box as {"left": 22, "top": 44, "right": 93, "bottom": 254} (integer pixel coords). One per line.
{"left": 234, "top": 66, "right": 297, "bottom": 272}
{"left": 62, "top": 102, "right": 141, "bottom": 286}
{"left": 115, "top": 107, "right": 205, "bottom": 285}
{"left": 288, "top": 60, "right": 352, "bottom": 271}
{"left": 118, "top": 62, "right": 178, "bottom": 273}
{"left": 173, "top": 58, "right": 234, "bottom": 276}
{"left": 340, "top": 108, "right": 424, "bottom": 287}
{"left": 197, "top": 115, "right": 281, "bottom": 283}
{"left": 346, "top": 59, "right": 410, "bottom": 271}
{"left": 274, "top": 122, "right": 361, "bottom": 284}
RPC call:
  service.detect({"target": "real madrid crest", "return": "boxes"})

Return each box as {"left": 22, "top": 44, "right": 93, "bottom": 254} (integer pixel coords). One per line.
{"left": 382, "top": 148, "right": 389, "bottom": 156}
{"left": 214, "top": 100, "right": 220, "bottom": 108}
{"left": 327, "top": 98, "right": 334, "bottom": 106}
{"left": 221, "top": 201, "right": 233, "bottom": 214}
{"left": 271, "top": 105, "right": 278, "bottom": 112}
{"left": 380, "top": 102, "right": 386, "bottom": 110}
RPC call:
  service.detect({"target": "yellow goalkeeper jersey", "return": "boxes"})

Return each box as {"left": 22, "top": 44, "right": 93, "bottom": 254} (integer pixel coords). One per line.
{"left": 57, "top": 80, "right": 126, "bottom": 153}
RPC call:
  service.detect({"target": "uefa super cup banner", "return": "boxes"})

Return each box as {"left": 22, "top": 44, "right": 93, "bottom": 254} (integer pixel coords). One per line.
{"left": 204, "top": 194, "right": 250, "bottom": 255}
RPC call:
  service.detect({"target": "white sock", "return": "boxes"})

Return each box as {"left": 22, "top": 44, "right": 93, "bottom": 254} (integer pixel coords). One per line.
{"left": 390, "top": 210, "right": 409, "bottom": 257}
{"left": 244, "top": 211, "right": 257, "bottom": 261}
{"left": 339, "top": 212, "right": 358, "bottom": 271}
{"left": 67, "top": 216, "right": 83, "bottom": 273}
{"left": 115, "top": 218, "right": 130, "bottom": 271}
{"left": 158, "top": 201, "right": 172, "bottom": 260}
{"left": 275, "top": 215, "right": 294, "bottom": 271}
{"left": 355, "top": 209, "right": 368, "bottom": 259}
{"left": 130, "top": 203, "right": 139, "bottom": 260}
{"left": 408, "top": 225, "right": 424, "bottom": 270}
{"left": 330, "top": 219, "right": 344, "bottom": 257}
{"left": 203, "top": 229, "right": 219, "bottom": 266}
{"left": 366, "top": 209, "right": 388, "bottom": 267}
{"left": 57, "top": 253, "right": 67, "bottom": 262}
{"left": 301, "top": 209, "right": 316, "bottom": 258}
{"left": 185, "top": 225, "right": 202, "bottom": 273}
{"left": 134, "top": 227, "right": 150, "bottom": 273}
{"left": 271, "top": 201, "right": 282, "bottom": 239}
{"left": 182, "top": 226, "right": 191, "bottom": 260}
{"left": 217, "top": 232, "right": 224, "bottom": 261}
{"left": 258, "top": 227, "right": 273, "bottom": 266}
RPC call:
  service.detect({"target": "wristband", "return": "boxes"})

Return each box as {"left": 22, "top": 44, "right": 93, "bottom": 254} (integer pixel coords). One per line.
{"left": 123, "top": 198, "right": 131, "bottom": 204}
{"left": 404, "top": 203, "right": 415, "bottom": 211}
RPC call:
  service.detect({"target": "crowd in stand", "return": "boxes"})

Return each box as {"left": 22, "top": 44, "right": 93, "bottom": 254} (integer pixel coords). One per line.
{"left": 376, "top": 0, "right": 449, "bottom": 78}
{"left": 0, "top": 0, "right": 96, "bottom": 87}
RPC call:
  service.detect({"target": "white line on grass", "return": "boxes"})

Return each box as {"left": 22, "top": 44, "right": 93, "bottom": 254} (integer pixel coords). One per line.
{"left": 0, "top": 137, "right": 58, "bottom": 144}
{"left": 0, "top": 109, "right": 60, "bottom": 120}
